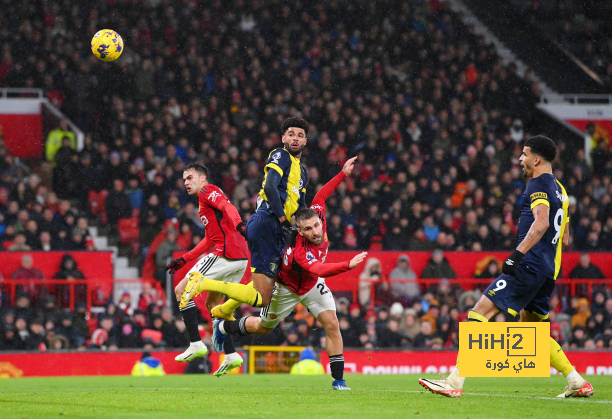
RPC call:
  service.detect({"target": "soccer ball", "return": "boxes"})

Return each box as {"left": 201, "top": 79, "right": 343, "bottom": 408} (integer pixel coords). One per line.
{"left": 91, "top": 29, "right": 124, "bottom": 62}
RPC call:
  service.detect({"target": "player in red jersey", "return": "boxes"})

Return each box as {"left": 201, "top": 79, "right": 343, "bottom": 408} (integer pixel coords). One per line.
{"left": 166, "top": 163, "right": 263, "bottom": 376}
{"left": 211, "top": 157, "right": 367, "bottom": 390}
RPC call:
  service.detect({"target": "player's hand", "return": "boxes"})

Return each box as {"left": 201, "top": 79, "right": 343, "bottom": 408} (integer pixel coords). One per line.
{"left": 236, "top": 221, "right": 247, "bottom": 238}
{"left": 166, "top": 257, "right": 186, "bottom": 274}
{"left": 342, "top": 156, "right": 358, "bottom": 176}
{"left": 502, "top": 249, "right": 524, "bottom": 275}
{"left": 281, "top": 220, "right": 298, "bottom": 248}
{"left": 349, "top": 251, "right": 368, "bottom": 269}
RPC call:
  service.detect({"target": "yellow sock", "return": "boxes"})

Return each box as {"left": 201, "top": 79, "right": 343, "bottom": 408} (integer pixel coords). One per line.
{"left": 198, "top": 279, "right": 263, "bottom": 307}
{"left": 550, "top": 337, "right": 574, "bottom": 376}
{"left": 467, "top": 311, "right": 489, "bottom": 322}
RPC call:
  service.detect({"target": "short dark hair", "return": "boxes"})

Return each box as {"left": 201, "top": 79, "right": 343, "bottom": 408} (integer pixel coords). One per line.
{"left": 295, "top": 207, "right": 319, "bottom": 226}
{"left": 524, "top": 135, "right": 556, "bottom": 162}
{"left": 184, "top": 162, "right": 209, "bottom": 176}
{"left": 281, "top": 117, "right": 308, "bottom": 136}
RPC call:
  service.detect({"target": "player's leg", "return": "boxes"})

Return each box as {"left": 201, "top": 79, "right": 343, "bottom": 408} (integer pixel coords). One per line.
{"left": 213, "top": 273, "right": 275, "bottom": 320}
{"left": 173, "top": 266, "right": 208, "bottom": 362}
{"left": 217, "top": 282, "right": 297, "bottom": 347}
{"left": 206, "top": 290, "right": 243, "bottom": 376}
{"left": 521, "top": 278, "right": 594, "bottom": 398}
{"left": 304, "top": 280, "right": 350, "bottom": 390}
{"left": 421, "top": 273, "right": 523, "bottom": 398}
{"left": 181, "top": 257, "right": 261, "bottom": 308}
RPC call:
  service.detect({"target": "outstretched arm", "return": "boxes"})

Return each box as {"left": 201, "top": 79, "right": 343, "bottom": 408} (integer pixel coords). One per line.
{"left": 311, "top": 156, "right": 357, "bottom": 207}
{"left": 297, "top": 251, "right": 368, "bottom": 277}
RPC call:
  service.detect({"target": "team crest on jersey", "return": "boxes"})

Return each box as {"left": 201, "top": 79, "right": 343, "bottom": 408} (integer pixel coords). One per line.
{"left": 299, "top": 178, "right": 304, "bottom": 189}
{"left": 208, "top": 190, "right": 222, "bottom": 202}
{"left": 200, "top": 215, "right": 209, "bottom": 227}
{"left": 270, "top": 151, "right": 281, "bottom": 165}
{"left": 305, "top": 252, "right": 315, "bottom": 260}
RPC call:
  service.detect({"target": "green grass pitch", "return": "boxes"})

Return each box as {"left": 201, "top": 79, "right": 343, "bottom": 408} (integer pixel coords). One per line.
{"left": 0, "top": 374, "right": 610, "bottom": 418}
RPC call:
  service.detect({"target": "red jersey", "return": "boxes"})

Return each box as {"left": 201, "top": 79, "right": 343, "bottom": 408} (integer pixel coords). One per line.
{"left": 277, "top": 172, "right": 351, "bottom": 295}
{"left": 187, "top": 184, "right": 248, "bottom": 261}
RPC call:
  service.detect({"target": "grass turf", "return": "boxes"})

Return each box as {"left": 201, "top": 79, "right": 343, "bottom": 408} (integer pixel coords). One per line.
{"left": 0, "top": 374, "right": 610, "bottom": 418}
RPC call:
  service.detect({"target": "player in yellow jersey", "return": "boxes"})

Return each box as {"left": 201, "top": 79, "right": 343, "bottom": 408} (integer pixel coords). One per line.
{"left": 210, "top": 117, "right": 309, "bottom": 321}
{"left": 420, "top": 136, "right": 594, "bottom": 398}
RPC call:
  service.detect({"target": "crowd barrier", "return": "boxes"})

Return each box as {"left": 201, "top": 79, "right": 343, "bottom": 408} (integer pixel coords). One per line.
{"left": 1, "top": 349, "right": 611, "bottom": 377}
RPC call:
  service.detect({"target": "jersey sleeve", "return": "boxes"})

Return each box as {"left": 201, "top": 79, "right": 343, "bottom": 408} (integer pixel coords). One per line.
{"left": 199, "top": 185, "right": 225, "bottom": 211}
{"left": 293, "top": 246, "right": 351, "bottom": 277}
{"left": 526, "top": 178, "right": 550, "bottom": 210}
{"left": 311, "top": 171, "right": 346, "bottom": 211}
{"left": 264, "top": 148, "right": 291, "bottom": 177}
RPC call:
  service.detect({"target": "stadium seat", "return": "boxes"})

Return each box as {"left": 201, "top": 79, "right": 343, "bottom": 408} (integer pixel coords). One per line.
{"left": 118, "top": 217, "right": 140, "bottom": 246}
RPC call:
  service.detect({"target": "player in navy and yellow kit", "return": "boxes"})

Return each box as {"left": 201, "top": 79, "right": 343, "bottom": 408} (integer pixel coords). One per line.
{"left": 211, "top": 117, "right": 309, "bottom": 320}
{"left": 420, "top": 136, "right": 594, "bottom": 399}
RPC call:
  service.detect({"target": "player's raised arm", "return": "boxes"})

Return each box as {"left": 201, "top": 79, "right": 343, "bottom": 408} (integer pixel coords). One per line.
{"left": 311, "top": 156, "right": 358, "bottom": 207}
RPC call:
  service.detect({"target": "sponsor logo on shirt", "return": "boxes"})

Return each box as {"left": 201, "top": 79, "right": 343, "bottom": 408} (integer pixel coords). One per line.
{"left": 208, "top": 190, "right": 221, "bottom": 202}
{"left": 529, "top": 192, "right": 547, "bottom": 201}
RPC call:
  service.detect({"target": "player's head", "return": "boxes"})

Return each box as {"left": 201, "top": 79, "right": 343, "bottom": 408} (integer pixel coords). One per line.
{"left": 281, "top": 117, "right": 308, "bottom": 156}
{"left": 520, "top": 135, "right": 556, "bottom": 178}
{"left": 183, "top": 163, "right": 209, "bottom": 195}
{"left": 295, "top": 207, "right": 323, "bottom": 245}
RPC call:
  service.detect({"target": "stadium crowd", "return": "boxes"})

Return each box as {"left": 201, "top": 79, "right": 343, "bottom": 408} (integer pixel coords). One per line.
{"left": 0, "top": 0, "right": 611, "bottom": 351}
{"left": 511, "top": 0, "right": 612, "bottom": 88}
{"left": 2, "top": 268, "right": 612, "bottom": 351}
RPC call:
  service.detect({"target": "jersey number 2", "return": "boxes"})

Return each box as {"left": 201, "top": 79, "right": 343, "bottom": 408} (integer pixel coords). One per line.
{"left": 316, "top": 283, "right": 329, "bottom": 295}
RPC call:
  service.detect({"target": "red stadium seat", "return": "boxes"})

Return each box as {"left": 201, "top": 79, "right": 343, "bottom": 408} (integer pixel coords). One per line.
{"left": 118, "top": 217, "right": 140, "bottom": 245}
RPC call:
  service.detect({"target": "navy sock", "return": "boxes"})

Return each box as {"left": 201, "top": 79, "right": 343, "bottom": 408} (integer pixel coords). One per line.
{"left": 180, "top": 302, "right": 200, "bottom": 343}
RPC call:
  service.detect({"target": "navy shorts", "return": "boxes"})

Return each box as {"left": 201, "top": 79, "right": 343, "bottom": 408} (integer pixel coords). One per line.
{"left": 484, "top": 264, "right": 554, "bottom": 319}
{"left": 246, "top": 210, "right": 286, "bottom": 278}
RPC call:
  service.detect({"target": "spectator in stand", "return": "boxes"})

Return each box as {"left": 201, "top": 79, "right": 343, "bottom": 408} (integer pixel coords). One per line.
{"left": 8, "top": 232, "right": 30, "bottom": 251}
{"left": 106, "top": 179, "right": 132, "bottom": 226}
{"left": 154, "top": 228, "right": 179, "bottom": 287}
{"left": 53, "top": 254, "right": 86, "bottom": 308}
{"left": 388, "top": 254, "right": 420, "bottom": 306}
{"left": 412, "top": 320, "right": 437, "bottom": 348}
{"left": 477, "top": 259, "right": 502, "bottom": 278}
{"left": 0, "top": 324, "right": 20, "bottom": 350}
{"left": 569, "top": 253, "right": 605, "bottom": 297}
{"left": 55, "top": 310, "right": 86, "bottom": 349}
{"left": 399, "top": 308, "right": 421, "bottom": 342}
{"left": 137, "top": 281, "right": 164, "bottom": 313}
{"left": 358, "top": 257, "right": 385, "bottom": 307}
{"left": 45, "top": 120, "right": 76, "bottom": 166}
{"left": 26, "top": 317, "right": 46, "bottom": 351}
{"left": 11, "top": 254, "right": 45, "bottom": 301}
{"left": 421, "top": 249, "right": 457, "bottom": 279}
{"left": 13, "top": 316, "right": 29, "bottom": 349}
{"left": 571, "top": 298, "right": 592, "bottom": 329}
{"left": 90, "top": 314, "right": 118, "bottom": 350}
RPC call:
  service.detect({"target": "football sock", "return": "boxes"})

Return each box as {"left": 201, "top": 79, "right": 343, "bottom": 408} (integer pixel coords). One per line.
{"left": 218, "top": 281, "right": 257, "bottom": 313}
{"left": 220, "top": 316, "right": 250, "bottom": 336}
{"left": 450, "top": 311, "right": 487, "bottom": 387}
{"left": 197, "top": 279, "right": 263, "bottom": 307}
{"left": 180, "top": 302, "right": 201, "bottom": 343}
{"left": 329, "top": 354, "right": 344, "bottom": 380}
{"left": 223, "top": 335, "right": 236, "bottom": 355}
{"left": 550, "top": 337, "right": 574, "bottom": 377}
{"left": 467, "top": 311, "right": 489, "bottom": 322}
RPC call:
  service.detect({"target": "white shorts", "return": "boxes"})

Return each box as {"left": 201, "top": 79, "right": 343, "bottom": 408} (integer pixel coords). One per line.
{"left": 186, "top": 254, "right": 248, "bottom": 284}
{"left": 259, "top": 278, "right": 336, "bottom": 328}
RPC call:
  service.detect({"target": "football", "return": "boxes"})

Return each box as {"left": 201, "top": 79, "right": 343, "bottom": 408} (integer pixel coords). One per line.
{"left": 91, "top": 29, "right": 124, "bottom": 61}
